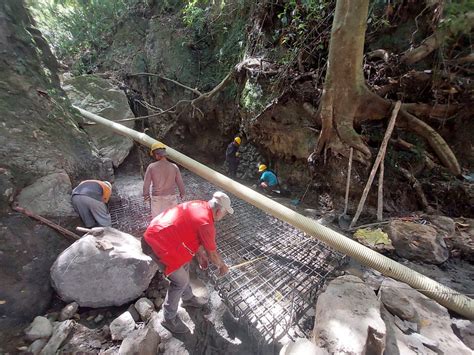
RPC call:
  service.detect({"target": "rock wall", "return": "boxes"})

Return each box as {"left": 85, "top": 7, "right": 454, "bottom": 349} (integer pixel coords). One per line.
{"left": 0, "top": 0, "right": 115, "bottom": 337}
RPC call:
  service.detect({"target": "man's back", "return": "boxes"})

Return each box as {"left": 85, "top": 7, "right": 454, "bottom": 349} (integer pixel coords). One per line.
{"left": 143, "top": 159, "right": 185, "bottom": 196}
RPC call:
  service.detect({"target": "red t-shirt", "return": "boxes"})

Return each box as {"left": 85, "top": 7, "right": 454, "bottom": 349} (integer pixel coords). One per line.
{"left": 144, "top": 200, "right": 216, "bottom": 275}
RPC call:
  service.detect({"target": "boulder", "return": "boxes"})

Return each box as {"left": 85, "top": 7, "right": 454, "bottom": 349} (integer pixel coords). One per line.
{"left": 63, "top": 75, "right": 134, "bottom": 168}
{"left": 51, "top": 227, "right": 158, "bottom": 307}
{"left": 312, "top": 275, "right": 386, "bottom": 354}
{"left": 388, "top": 220, "right": 449, "bottom": 264}
{"left": 0, "top": 215, "right": 70, "bottom": 340}
{"left": 280, "top": 338, "right": 327, "bottom": 355}
{"left": 379, "top": 278, "right": 472, "bottom": 354}
{"left": 24, "top": 316, "right": 53, "bottom": 341}
{"left": 28, "top": 339, "right": 48, "bottom": 355}
{"left": 110, "top": 311, "right": 136, "bottom": 341}
{"left": 452, "top": 218, "right": 474, "bottom": 262}
{"left": 134, "top": 298, "right": 155, "bottom": 322}
{"left": 16, "top": 172, "right": 76, "bottom": 217}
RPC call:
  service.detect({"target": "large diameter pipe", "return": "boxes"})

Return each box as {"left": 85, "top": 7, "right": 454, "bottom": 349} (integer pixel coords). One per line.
{"left": 74, "top": 106, "right": 474, "bottom": 319}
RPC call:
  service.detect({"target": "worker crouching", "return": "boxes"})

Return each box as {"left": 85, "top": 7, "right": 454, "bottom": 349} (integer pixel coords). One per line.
{"left": 257, "top": 164, "right": 280, "bottom": 193}
{"left": 143, "top": 191, "right": 233, "bottom": 334}
{"left": 71, "top": 180, "right": 112, "bottom": 227}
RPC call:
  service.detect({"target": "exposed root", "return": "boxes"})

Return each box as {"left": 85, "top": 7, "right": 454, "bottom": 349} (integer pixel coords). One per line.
{"left": 398, "top": 166, "right": 435, "bottom": 213}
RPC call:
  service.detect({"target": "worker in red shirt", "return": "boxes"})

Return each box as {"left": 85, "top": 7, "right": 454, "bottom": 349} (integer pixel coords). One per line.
{"left": 143, "top": 191, "right": 233, "bottom": 334}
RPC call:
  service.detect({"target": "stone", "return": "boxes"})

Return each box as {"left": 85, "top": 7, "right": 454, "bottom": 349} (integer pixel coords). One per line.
{"left": 452, "top": 319, "right": 474, "bottom": 349}
{"left": 90, "top": 340, "right": 102, "bottom": 349}
{"left": 424, "top": 215, "right": 455, "bottom": 238}
{"left": 25, "top": 316, "right": 53, "bottom": 341}
{"left": 388, "top": 220, "right": 449, "bottom": 264}
{"left": 312, "top": 275, "right": 386, "bottom": 354}
{"left": 27, "top": 339, "right": 48, "bottom": 355}
{"left": 452, "top": 218, "right": 474, "bottom": 262}
{"left": 118, "top": 326, "right": 160, "bottom": 355}
{"left": 280, "top": 338, "right": 327, "bottom": 354}
{"left": 63, "top": 75, "right": 134, "bottom": 168}
{"left": 379, "top": 278, "right": 471, "bottom": 354}
{"left": 94, "top": 314, "right": 104, "bottom": 323}
{"left": 134, "top": 297, "right": 155, "bottom": 322}
{"left": 153, "top": 297, "right": 164, "bottom": 309}
{"left": 39, "top": 320, "right": 74, "bottom": 355}
{"left": 59, "top": 302, "right": 79, "bottom": 321}
{"left": 16, "top": 172, "right": 76, "bottom": 217}
{"left": 379, "top": 279, "right": 418, "bottom": 321}
{"left": 127, "top": 304, "right": 140, "bottom": 322}
{"left": 110, "top": 311, "right": 136, "bottom": 341}
{"left": 394, "top": 315, "right": 418, "bottom": 333}
{"left": 50, "top": 227, "right": 158, "bottom": 307}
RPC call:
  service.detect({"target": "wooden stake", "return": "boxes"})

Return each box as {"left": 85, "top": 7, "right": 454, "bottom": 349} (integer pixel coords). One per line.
{"left": 13, "top": 205, "right": 80, "bottom": 240}
{"left": 377, "top": 160, "right": 384, "bottom": 221}
{"left": 350, "top": 100, "right": 401, "bottom": 229}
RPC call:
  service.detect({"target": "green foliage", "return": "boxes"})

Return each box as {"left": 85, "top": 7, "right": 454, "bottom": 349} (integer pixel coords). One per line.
{"left": 182, "top": 0, "right": 208, "bottom": 34}
{"left": 26, "top": 0, "right": 143, "bottom": 67}
{"left": 441, "top": 0, "right": 474, "bottom": 35}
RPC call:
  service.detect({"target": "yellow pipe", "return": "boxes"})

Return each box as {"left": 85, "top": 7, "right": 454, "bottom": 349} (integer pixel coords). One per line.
{"left": 74, "top": 105, "right": 474, "bottom": 319}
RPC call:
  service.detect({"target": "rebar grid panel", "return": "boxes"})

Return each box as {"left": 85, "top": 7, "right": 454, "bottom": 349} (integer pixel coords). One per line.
{"left": 109, "top": 170, "right": 346, "bottom": 343}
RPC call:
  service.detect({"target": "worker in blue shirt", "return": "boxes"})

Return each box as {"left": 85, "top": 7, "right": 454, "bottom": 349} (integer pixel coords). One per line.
{"left": 257, "top": 164, "right": 280, "bottom": 193}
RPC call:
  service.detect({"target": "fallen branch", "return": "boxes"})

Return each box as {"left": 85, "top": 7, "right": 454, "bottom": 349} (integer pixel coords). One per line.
{"left": 12, "top": 205, "right": 80, "bottom": 241}
{"left": 398, "top": 167, "right": 435, "bottom": 213}
{"left": 129, "top": 72, "right": 202, "bottom": 96}
{"left": 350, "top": 101, "right": 401, "bottom": 229}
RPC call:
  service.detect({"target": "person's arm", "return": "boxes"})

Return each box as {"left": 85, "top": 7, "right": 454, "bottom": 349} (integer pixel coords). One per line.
{"left": 175, "top": 167, "right": 185, "bottom": 199}
{"left": 207, "top": 250, "right": 229, "bottom": 276}
{"left": 143, "top": 165, "right": 152, "bottom": 200}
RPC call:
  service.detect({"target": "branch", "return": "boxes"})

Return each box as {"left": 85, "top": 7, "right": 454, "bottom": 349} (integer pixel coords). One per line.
{"left": 129, "top": 72, "right": 203, "bottom": 96}
{"left": 401, "top": 11, "right": 474, "bottom": 65}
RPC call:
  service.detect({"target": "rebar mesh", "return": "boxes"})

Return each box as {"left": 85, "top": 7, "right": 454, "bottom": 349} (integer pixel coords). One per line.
{"left": 109, "top": 170, "right": 346, "bottom": 343}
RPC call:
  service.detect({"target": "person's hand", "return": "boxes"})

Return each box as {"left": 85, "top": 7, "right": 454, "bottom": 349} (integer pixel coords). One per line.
{"left": 196, "top": 251, "right": 209, "bottom": 270}
{"left": 235, "top": 152, "right": 240, "bottom": 157}
{"left": 180, "top": 193, "right": 185, "bottom": 200}
{"left": 218, "top": 264, "right": 229, "bottom": 277}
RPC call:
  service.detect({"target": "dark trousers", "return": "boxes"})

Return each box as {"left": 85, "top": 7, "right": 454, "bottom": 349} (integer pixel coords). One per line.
{"left": 227, "top": 159, "right": 238, "bottom": 178}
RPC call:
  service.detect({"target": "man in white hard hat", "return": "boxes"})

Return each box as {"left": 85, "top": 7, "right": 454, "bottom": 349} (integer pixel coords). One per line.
{"left": 143, "top": 142, "right": 186, "bottom": 217}
{"left": 143, "top": 191, "right": 233, "bottom": 334}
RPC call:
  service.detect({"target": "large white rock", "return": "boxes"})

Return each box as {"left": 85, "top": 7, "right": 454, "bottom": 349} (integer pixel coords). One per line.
{"left": 312, "top": 275, "right": 386, "bottom": 354}
{"left": 16, "top": 172, "right": 76, "bottom": 217}
{"left": 50, "top": 228, "right": 158, "bottom": 307}
{"left": 63, "top": 75, "right": 134, "bottom": 168}
{"left": 379, "top": 278, "right": 472, "bottom": 354}
{"left": 110, "top": 311, "right": 136, "bottom": 341}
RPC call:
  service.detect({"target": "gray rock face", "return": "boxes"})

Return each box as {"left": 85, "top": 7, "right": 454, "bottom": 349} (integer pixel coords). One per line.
{"left": 63, "top": 75, "right": 134, "bottom": 168}
{"left": 110, "top": 311, "right": 136, "bottom": 341}
{"left": 51, "top": 227, "right": 158, "bottom": 307}
{"left": 16, "top": 172, "right": 76, "bottom": 217}
{"left": 24, "top": 316, "right": 53, "bottom": 341}
{"left": 379, "top": 278, "right": 472, "bottom": 354}
{"left": 388, "top": 220, "right": 449, "bottom": 264}
{"left": 312, "top": 275, "right": 386, "bottom": 354}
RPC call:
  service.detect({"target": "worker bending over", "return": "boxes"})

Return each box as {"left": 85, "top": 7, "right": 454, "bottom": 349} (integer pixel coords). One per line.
{"left": 71, "top": 180, "right": 112, "bottom": 227}
{"left": 257, "top": 164, "right": 280, "bottom": 193}
{"left": 143, "top": 191, "right": 233, "bottom": 334}
{"left": 143, "top": 142, "right": 186, "bottom": 218}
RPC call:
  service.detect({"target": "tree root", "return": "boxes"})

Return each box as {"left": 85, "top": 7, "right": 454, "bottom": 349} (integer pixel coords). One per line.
{"left": 398, "top": 167, "right": 435, "bottom": 214}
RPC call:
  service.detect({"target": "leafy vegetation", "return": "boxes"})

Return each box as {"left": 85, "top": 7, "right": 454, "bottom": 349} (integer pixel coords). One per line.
{"left": 26, "top": 0, "right": 143, "bottom": 63}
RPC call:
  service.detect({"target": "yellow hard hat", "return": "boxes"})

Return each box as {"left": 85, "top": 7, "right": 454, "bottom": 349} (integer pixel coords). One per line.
{"left": 150, "top": 142, "right": 166, "bottom": 156}
{"left": 258, "top": 164, "right": 267, "bottom": 172}
{"left": 234, "top": 137, "right": 241, "bottom": 145}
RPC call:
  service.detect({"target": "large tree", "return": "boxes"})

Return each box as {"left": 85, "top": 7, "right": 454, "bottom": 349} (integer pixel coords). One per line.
{"left": 314, "top": 0, "right": 461, "bottom": 176}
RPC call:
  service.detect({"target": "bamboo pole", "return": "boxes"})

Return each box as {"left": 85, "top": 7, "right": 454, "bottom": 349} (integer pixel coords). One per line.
{"left": 377, "top": 161, "right": 384, "bottom": 221}
{"left": 350, "top": 101, "right": 401, "bottom": 229}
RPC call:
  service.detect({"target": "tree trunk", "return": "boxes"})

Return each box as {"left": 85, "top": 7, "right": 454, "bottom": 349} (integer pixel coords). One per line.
{"left": 316, "top": 0, "right": 372, "bottom": 164}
